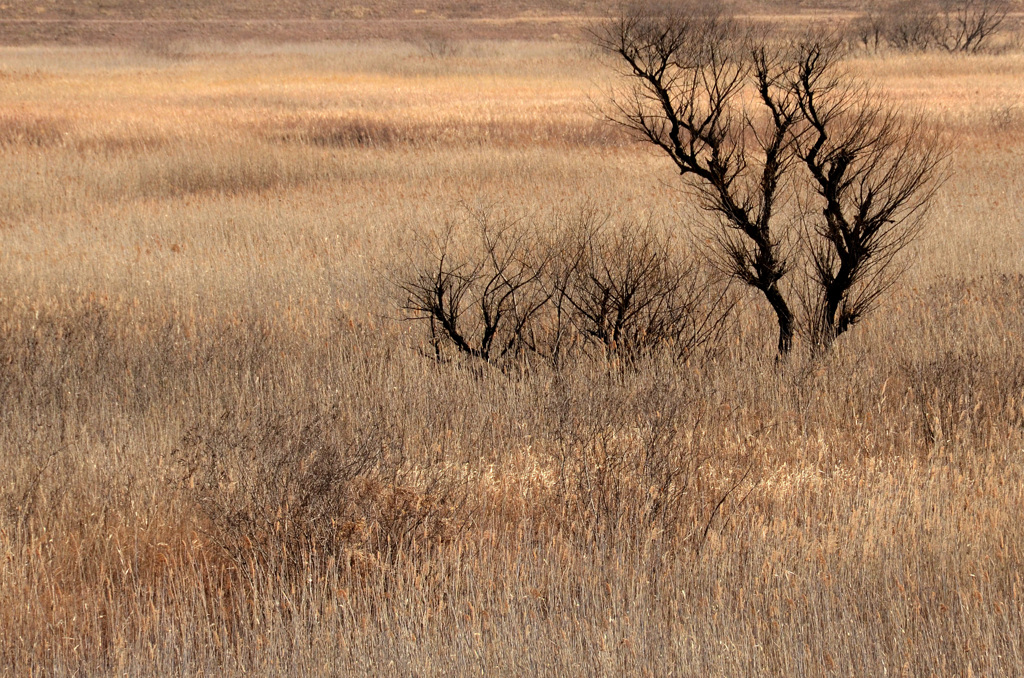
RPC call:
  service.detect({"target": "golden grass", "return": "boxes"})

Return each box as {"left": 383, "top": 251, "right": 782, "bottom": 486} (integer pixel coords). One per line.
{"left": 1, "top": 40, "right": 1024, "bottom": 675}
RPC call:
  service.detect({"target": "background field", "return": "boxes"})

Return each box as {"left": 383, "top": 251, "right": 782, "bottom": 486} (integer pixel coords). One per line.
{"left": 0, "top": 0, "right": 887, "bottom": 43}
{"left": 1, "top": 25, "right": 1024, "bottom": 677}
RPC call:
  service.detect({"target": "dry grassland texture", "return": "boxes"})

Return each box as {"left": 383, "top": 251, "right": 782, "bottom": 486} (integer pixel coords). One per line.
{"left": 0, "top": 0, "right": 608, "bottom": 44}
{"left": 0, "top": 0, "right": 880, "bottom": 43}
{"left": 1, "top": 40, "right": 1023, "bottom": 676}
{"left": 0, "top": 0, "right": 829, "bottom": 21}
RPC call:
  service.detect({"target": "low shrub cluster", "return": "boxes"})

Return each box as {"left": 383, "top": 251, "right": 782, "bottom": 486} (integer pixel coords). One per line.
{"left": 397, "top": 208, "right": 732, "bottom": 368}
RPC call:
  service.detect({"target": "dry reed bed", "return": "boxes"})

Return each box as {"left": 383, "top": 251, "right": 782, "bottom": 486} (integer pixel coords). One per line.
{"left": 0, "top": 41, "right": 1023, "bottom": 675}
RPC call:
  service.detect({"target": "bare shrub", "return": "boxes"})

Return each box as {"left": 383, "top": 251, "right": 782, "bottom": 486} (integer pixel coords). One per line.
{"left": 553, "top": 211, "right": 732, "bottom": 363}
{"left": 171, "top": 403, "right": 464, "bottom": 571}
{"left": 885, "top": 1, "right": 940, "bottom": 51}
{"left": 594, "top": 8, "right": 944, "bottom": 355}
{"left": 399, "top": 210, "right": 552, "bottom": 364}
{"left": 398, "top": 208, "right": 731, "bottom": 367}
{"left": 849, "top": 0, "right": 1011, "bottom": 53}
{"left": 410, "top": 27, "right": 464, "bottom": 59}
{"left": 594, "top": 9, "right": 800, "bottom": 354}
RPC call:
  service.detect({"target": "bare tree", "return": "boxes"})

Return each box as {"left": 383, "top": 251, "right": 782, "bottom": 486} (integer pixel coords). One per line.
{"left": 936, "top": 0, "right": 1011, "bottom": 52}
{"left": 850, "top": 8, "right": 888, "bottom": 51}
{"left": 790, "top": 41, "right": 945, "bottom": 350}
{"left": 593, "top": 9, "right": 802, "bottom": 354}
{"left": 850, "top": 0, "right": 1011, "bottom": 54}
{"left": 594, "top": 6, "right": 944, "bottom": 356}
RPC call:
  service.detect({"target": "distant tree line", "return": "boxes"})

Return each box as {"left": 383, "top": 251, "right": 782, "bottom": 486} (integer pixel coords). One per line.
{"left": 851, "top": 0, "right": 1012, "bottom": 53}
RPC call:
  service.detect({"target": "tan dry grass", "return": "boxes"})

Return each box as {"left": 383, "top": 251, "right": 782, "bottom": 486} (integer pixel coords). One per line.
{"left": 0, "top": 40, "right": 1023, "bottom": 676}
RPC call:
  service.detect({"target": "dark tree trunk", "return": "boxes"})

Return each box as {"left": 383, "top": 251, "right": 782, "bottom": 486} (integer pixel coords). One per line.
{"left": 763, "top": 283, "right": 794, "bottom": 356}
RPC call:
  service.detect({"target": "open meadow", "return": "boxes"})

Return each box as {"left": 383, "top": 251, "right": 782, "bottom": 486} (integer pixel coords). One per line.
{"left": 1, "top": 31, "right": 1024, "bottom": 676}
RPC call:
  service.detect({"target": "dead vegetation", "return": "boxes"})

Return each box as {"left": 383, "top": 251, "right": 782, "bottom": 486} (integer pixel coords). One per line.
{"left": 398, "top": 208, "right": 729, "bottom": 365}
{"left": 0, "top": 37, "right": 1023, "bottom": 676}
{"left": 594, "top": 7, "right": 946, "bottom": 355}
{"left": 259, "top": 113, "right": 627, "bottom": 149}
{"left": 0, "top": 113, "right": 71, "bottom": 148}
{"left": 850, "top": 0, "right": 1014, "bottom": 53}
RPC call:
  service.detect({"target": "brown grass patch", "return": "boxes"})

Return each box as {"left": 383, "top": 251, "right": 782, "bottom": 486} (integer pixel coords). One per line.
{"left": 0, "top": 112, "right": 71, "bottom": 147}
{"left": 261, "top": 112, "right": 628, "bottom": 149}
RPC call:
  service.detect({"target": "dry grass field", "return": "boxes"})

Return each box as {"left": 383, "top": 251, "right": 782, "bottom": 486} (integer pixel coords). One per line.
{"left": 0, "top": 0, "right": 866, "bottom": 43}
{"left": 1, "top": 32, "right": 1024, "bottom": 676}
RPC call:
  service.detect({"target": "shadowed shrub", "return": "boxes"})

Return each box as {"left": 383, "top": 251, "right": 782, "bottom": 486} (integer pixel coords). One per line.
{"left": 171, "top": 402, "right": 468, "bottom": 572}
